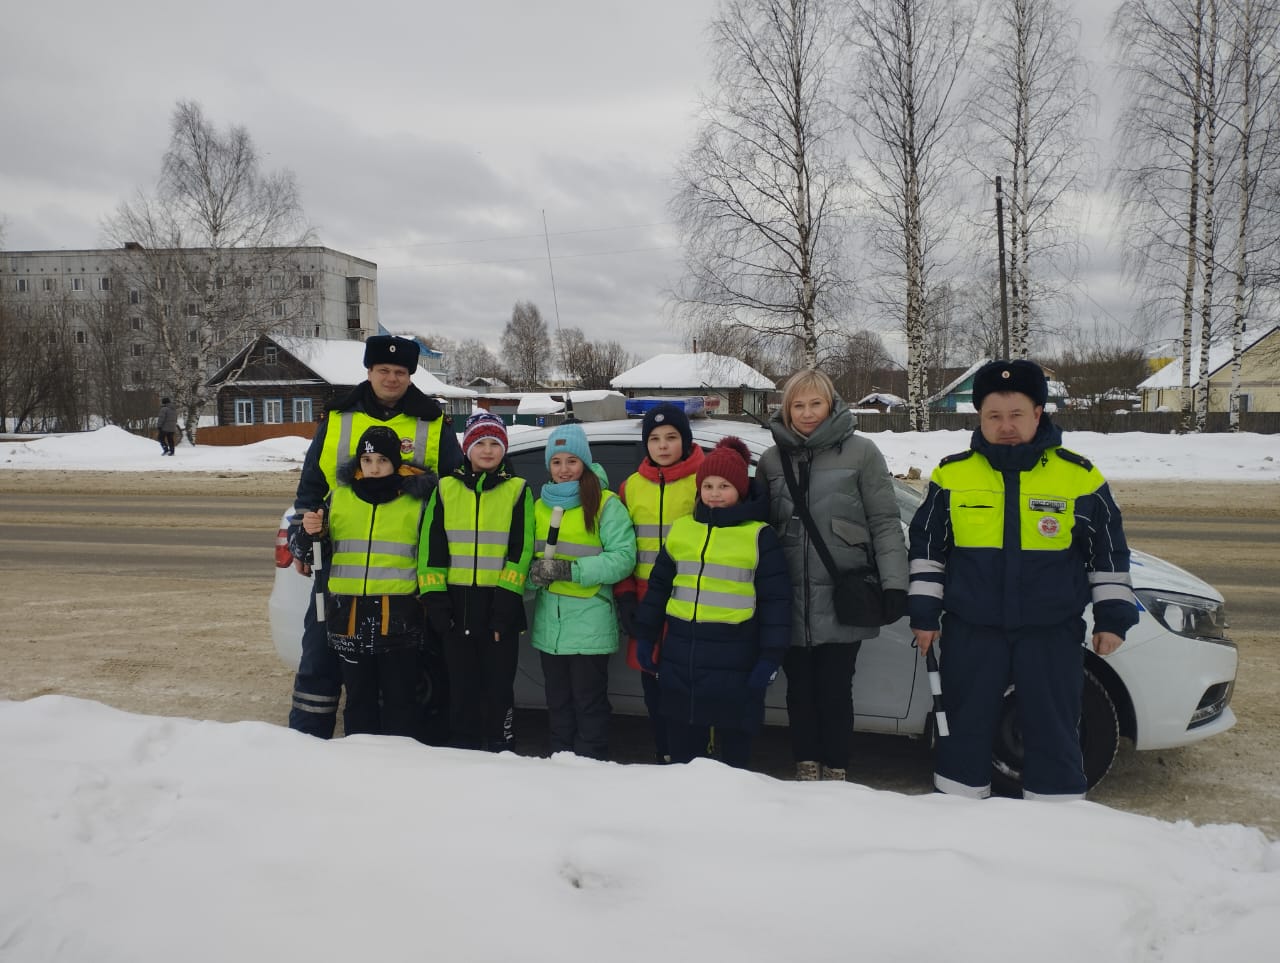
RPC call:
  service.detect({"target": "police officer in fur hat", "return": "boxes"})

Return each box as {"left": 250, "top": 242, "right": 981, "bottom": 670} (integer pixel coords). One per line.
{"left": 286, "top": 334, "right": 463, "bottom": 740}
{"left": 907, "top": 359, "right": 1139, "bottom": 800}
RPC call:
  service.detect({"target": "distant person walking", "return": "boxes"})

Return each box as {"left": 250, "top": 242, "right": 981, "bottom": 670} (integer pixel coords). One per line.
{"left": 157, "top": 398, "right": 178, "bottom": 456}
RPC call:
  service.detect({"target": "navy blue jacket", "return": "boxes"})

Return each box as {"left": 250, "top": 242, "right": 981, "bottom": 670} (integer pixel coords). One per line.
{"left": 636, "top": 480, "right": 792, "bottom": 731}
{"left": 908, "top": 416, "right": 1139, "bottom": 638}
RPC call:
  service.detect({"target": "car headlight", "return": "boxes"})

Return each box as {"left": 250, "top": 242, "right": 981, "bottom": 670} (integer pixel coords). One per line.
{"left": 1134, "top": 589, "right": 1229, "bottom": 641}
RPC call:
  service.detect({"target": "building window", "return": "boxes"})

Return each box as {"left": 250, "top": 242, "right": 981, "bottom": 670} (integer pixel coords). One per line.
{"left": 130, "top": 369, "right": 143, "bottom": 383}
{"left": 157, "top": 278, "right": 167, "bottom": 291}
{"left": 293, "top": 398, "right": 313, "bottom": 422}
{"left": 131, "top": 317, "right": 143, "bottom": 331}
{"left": 72, "top": 277, "right": 84, "bottom": 292}
{"left": 98, "top": 277, "right": 111, "bottom": 292}
{"left": 272, "top": 302, "right": 285, "bottom": 318}
{"left": 264, "top": 345, "right": 279, "bottom": 365}
{"left": 312, "top": 325, "right": 321, "bottom": 337}
{"left": 185, "top": 302, "right": 198, "bottom": 317}
{"left": 270, "top": 275, "right": 282, "bottom": 291}
{"left": 75, "top": 330, "right": 87, "bottom": 344}
{"left": 47, "top": 331, "right": 58, "bottom": 345}
{"left": 16, "top": 305, "right": 31, "bottom": 320}
{"left": 42, "top": 278, "right": 55, "bottom": 292}
{"left": 102, "top": 332, "right": 113, "bottom": 344}
{"left": 188, "top": 330, "right": 199, "bottom": 343}
{"left": 131, "top": 343, "right": 144, "bottom": 357}
{"left": 301, "top": 273, "right": 314, "bottom": 290}
{"left": 234, "top": 398, "right": 254, "bottom": 425}
{"left": 263, "top": 398, "right": 283, "bottom": 424}
{"left": 129, "top": 288, "right": 140, "bottom": 304}
{"left": 241, "top": 275, "right": 253, "bottom": 289}
{"left": 16, "top": 278, "right": 29, "bottom": 292}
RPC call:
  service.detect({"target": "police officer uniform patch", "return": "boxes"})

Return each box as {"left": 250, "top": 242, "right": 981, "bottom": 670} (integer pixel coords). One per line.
{"left": 1037, "top": 515, "right": 1061, "bottom": 537}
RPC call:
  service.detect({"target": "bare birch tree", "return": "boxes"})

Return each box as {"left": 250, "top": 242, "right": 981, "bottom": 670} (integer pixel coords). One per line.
{"left": 1114, "top": 0, "right": 1226, "bottom": 432}
{"left": 846, "top": 0, "right": 976, "bottom": 429}
{"left": 500, "top": 300, "right": 551, "bottom": 389}
{"left": 103, "top": 100, "right": 313, "bottom": 442}
{"left": 1224, "top": 0, "right": 1280, "bottom": 428}
{"left": 671, "top": 0, "right": 853, "bottom": 368}
{"left": 966, "top": 0, "right": 1095, "bottom": 358}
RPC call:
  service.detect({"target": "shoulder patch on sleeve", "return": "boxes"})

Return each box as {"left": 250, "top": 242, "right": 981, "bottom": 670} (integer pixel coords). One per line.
{"left": 939, "top": 449, "right": 975, "bottom": 467}
{"left": 1055, "top": 447, "right": 1094, "bottom": 471}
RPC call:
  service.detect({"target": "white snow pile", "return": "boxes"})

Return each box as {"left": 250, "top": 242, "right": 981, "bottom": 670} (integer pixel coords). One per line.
{"left": 2, "top": 696, "right": 1278, "bottom": 962}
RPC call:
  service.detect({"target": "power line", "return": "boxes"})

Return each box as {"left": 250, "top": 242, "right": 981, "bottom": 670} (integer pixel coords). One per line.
{"left": 356, "top": 220, "right": 676, "bottom": 252}
{"left": 386, "top": 243, "right": 679, "bottom": 271}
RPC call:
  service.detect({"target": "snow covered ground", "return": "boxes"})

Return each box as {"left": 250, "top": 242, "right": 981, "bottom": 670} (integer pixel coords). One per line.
{"left": 3, "top": 421, "right": 1280, "bottom": 480}
{"left": 2, "top": 425, "right": 1279, "bottom": 961}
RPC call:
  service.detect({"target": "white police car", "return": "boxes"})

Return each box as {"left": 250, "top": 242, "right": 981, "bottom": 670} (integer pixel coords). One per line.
{"left": 270, "top": 418, "right": 1237, "bottom": 792}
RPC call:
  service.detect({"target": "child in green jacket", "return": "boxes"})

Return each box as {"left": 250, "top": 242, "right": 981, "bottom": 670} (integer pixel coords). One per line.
{"left": 528, "top": 423, "right": 636, "bottom": 760}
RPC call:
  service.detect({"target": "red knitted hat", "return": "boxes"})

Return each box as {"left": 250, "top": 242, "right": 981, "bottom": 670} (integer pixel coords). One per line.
{"left": 697, "top": 436, "right": 751, "bottom": 499}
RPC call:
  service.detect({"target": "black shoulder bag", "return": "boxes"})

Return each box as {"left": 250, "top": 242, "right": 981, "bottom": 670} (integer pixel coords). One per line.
{"left": 779, "top": 451, "right": 886, "bottom": 628}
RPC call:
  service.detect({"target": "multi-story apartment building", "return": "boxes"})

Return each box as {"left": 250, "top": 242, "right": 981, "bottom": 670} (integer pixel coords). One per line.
{"left": 0, "top": 244, "right": 378, "bottom": 390}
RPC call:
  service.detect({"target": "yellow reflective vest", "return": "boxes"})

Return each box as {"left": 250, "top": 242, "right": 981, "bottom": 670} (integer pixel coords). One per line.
{"left": 534, "top": 493, "right": 616, "bottom": 598}
{"left": 319, "top": 410, "right": 444, "bottom": 490}
{"left": 326, "top": 486, "right": 425, "bottom": 596}
{"left": 420, "top": 475, "right": 529, "bottom": 594}
{"left": 623, "top": 471, "right": 699, "bottom": 582}
{"left": 663, "top": 516, "right": 765, "bottom": 625}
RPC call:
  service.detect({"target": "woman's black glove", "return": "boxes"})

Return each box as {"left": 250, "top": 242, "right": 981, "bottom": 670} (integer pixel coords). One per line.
{"left": 881, "top": 589, "right": 907, "bottom": 625}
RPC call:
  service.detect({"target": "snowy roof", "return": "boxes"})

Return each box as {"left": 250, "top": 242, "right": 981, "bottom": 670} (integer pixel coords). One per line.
{"left": 272, "top": 336, "right": 475, "bottom": 398}
{"left": 1138, "top": 325, "right": 1279, "bottom": 390}
{"left": 611, "top": 353, "right": 775, "bottom": 390}
{"left": 516, "top": 390, "right": 626, "bottom": 415}
{"left": 927, "top": 359, "right": 988, "bottom": 402}
{"left": 856, "top": 392, "right": 906, "bottom": 407}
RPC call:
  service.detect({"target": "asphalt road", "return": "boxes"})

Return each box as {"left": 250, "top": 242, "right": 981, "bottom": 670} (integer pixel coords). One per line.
{"left": 3, "top": 485, "right": 1277, "bottom": 835}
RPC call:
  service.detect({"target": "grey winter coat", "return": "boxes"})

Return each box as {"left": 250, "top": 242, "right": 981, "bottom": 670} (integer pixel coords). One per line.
{"left": 157, "top": 403, "right": 178, "bottom": 434}
{"left": 757, "top": 397, "right": 908, "bottom": 645}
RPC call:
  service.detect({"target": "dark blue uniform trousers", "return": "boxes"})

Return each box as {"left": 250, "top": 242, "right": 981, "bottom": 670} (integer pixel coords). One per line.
{"left": 935, "top": 615, "right": 1087, "bottom": 799}
{"left": 288, "top": 567, "right": 343, "bottom": 738}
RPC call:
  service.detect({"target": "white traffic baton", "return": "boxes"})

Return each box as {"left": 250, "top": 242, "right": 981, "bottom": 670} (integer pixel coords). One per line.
{"left": 543, "top": 505, "right": 564, "bottom": 559}
{"left": 310, "top": 512, "right": 326, "bottom": 623}
{"left": 926, "top": 646, "right": 948, "bottom": 737}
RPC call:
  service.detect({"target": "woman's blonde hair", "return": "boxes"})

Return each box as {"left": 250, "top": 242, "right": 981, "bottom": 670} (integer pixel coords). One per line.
{"left": 780, "top": 369, "right": 837, "bottom": 430}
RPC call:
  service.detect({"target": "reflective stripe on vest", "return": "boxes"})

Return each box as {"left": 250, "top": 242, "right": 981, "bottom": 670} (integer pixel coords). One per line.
{"left": 935, "top": 447, "right": 1103, "bottom": 552}
{"left": 319, "top": 410, "right": 444, "bottom": 490}
{"left": 326, "top": 487, "right": 424, "bottom": 595}
{"left": 664, "top": 516, "right": 764, "bottom": 625}
{"left": 534, "top": 493, "right": 614, "bottom": 598}
{"left": 623, "top": 471, "right": 698, "bottom": 581}
{"left": 438, "top": 474, "right": 527, "bottom": 588}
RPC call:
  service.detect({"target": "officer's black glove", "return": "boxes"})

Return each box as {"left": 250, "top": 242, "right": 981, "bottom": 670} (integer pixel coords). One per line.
{"left": 421, "top": 593, "right": 453, "bottom": 638}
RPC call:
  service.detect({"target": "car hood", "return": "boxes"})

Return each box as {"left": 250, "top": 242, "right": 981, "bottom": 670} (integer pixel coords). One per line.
{"left": 1129, "top": 549, "right": 1224, "bottom": 603}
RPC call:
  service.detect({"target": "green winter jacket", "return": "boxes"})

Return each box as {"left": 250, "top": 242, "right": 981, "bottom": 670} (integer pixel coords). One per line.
{"left": 530, "top": 472, "right": 637, "bottom": 656}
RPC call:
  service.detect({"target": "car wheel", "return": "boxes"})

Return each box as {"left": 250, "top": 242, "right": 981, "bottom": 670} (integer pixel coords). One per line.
{"left": 413, "top": 640, "right": 451, "bottom": 746}
{"left": 989, "top": 667, "right": 1120, "bottom": 796}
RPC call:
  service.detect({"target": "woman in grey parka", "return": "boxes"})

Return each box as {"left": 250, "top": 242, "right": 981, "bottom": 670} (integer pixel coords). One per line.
{"left": 758, "top": 369, "right": 908, "bottom": 781}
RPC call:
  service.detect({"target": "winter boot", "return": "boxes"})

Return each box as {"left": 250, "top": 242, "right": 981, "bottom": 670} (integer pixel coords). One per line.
{"left": 795, "top": 760, "right": 821, "bottom": 781}
{"left": 820, "top": 765, "right": 847, "bottom": 782}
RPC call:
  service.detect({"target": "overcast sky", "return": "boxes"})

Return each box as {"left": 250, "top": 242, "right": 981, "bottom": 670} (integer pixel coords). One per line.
{"left": 2, "top": 0, "right": 1137, "bottom": 362}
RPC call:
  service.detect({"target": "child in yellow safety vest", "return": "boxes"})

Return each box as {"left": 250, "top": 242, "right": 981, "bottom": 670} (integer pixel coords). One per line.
{"left": 289, "top": 425, "right": 438, "bottom": 737}
{"left": 417, "top": 412, "right": 534, "bottom": 752}
{"left": 527, "top": 423, "right": 637, "bottom": 760}
{"left": 614, "top": 402, "right": 704, "bottom": 763}
{"left": 634, "top": 437, "right": 792, "bottom": 769}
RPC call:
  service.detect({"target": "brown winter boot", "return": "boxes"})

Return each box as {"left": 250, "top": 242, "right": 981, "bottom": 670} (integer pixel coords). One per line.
{"left": 820, "top": 765, "right": 847, "bottom": 782}
{"left": 795, "top": 760, "right": 821, "bottom": 781}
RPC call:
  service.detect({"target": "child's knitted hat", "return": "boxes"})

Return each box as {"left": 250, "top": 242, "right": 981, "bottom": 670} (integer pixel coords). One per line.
{"left": 641, "top": 402, "right": 693, "bottom": 458}
{"left": 545, "top": 422, "right": 593, "bottom": 470}
{"left": 697, "top": 436, "right": 751, "bottom": 499}
{"left": 463, "top": 411, "right": 508, "bottom": 458}
{"left": 357, "top": 425, "right": 404, "bottom": 469}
